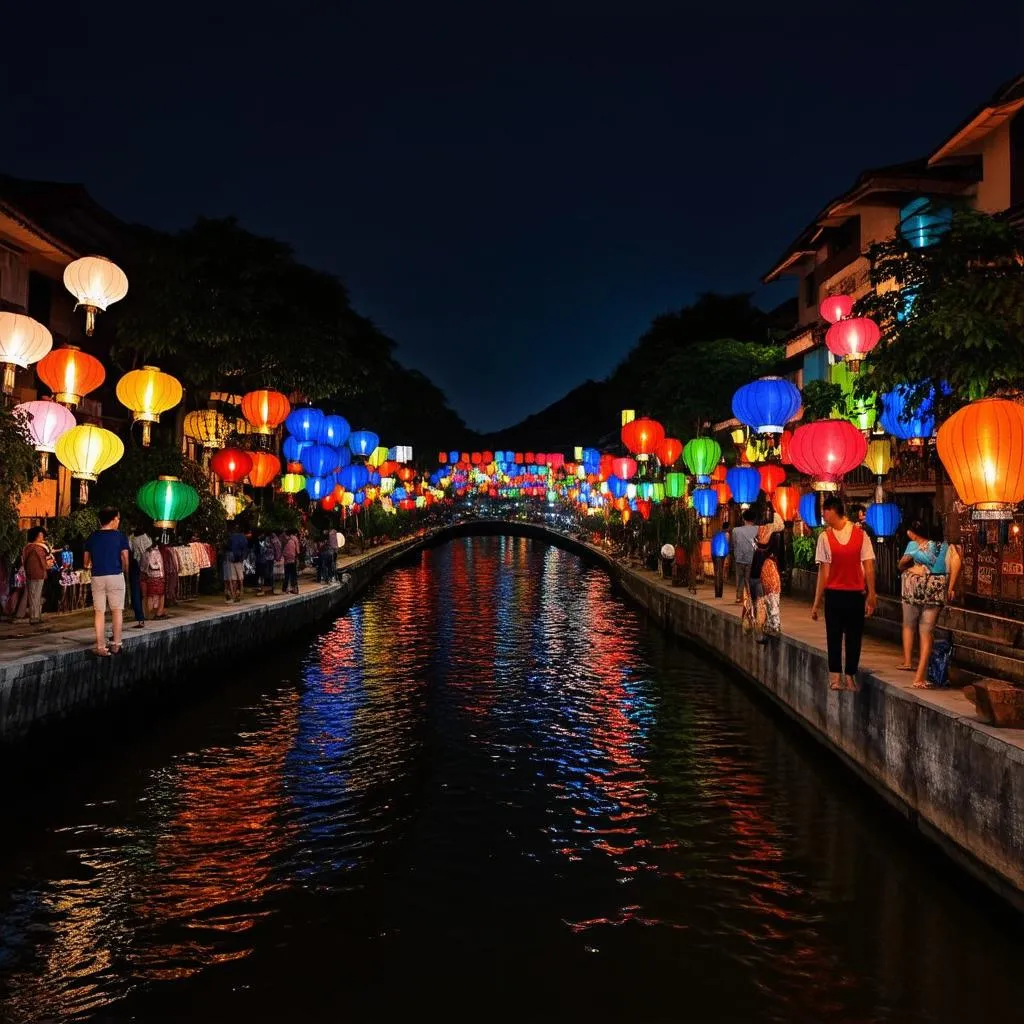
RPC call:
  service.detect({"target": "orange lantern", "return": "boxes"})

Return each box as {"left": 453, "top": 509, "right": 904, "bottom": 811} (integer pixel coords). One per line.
{"left": 758, "top": 464, "right": 786, "bottom": 496}
{"left": 241, "top": 389, "right": 291, "bottom": 435}
{"left": 655, "top": 436, "right": 683, "bottom": 466}
{"left": 772, "top": 485, "right": 799, "bottom": 523}
{"left": 710, "top": 462, "right": 727, "bottom": 484}
{"left": 936, "top": 397, "right": 1024, "bottom": 520}
{"left": 287, "top": 460, "right": 304, "bottom": 474}
{"left": 36, "top": 345, "right": 105, "bottom": 407}
{"left": 713, "top": 481, "right": 731, "bottom": 506}
{"left": 246, "top": 451, "right": 281, "bottom": 488}
{"left": 621, "top": 417, "right": 665, "bottom": 458}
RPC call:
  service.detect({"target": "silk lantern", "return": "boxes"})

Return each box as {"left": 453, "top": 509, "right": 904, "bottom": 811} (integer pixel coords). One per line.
{"left": 692, "top": 487, "right": 719, "bottom": 519}
{"left": 799, "top": 491, "right": 821, "bottom": 528}
{"left": 184, "top": 409, "right": 232, "bottom": 449}
{"left": 63, "top": 255, "right": 128, "bottom": 335}
{"left": 772, "top": 484, "right": 799, "bottom": 523}
{"left": 866, "top": 502, "right": 901, "bottom": 540}
{"left": 246, "top": 452, "right": 281, "bottom": 488}
{"left": 825, "top": 316, "right": 881, "bottom": 373}
{"left": 241, "top": 389, "right": 291, "bottom": 435}
{"left": 732, "top": 376, "right": 801, "bottom": 435}
{"left": 210, "top": 447, "right": 253, "bottom": 488}
{"left": 726, "top": 465, "right": 761, "bottom": 506}
{"left": 14, "top": 399, "right": 75, "bottom": 472}
{"left": 789, "top": 419, "right": 867, "bottom": 491}
{"left": 621, "top": 417, "right": 665, "bottom": 458}
{"left": 54, "top": 424, "right": 124, "bottom": 503}
{"left": 36, "top": 345, "right": 105, "bottom": 407}
{"left": 819, "top": 294, "right": 854, "bottom": 324}
{"left": 683, "top": 438, "right": 721, "bottom": 484}
{"left": 115, "top": 366, "right": 183, "bottom": 445}
{"left": 136, "top": 476, "right": 200, "bottom": 531}
{"left": 0, "top": 312, "right": 52, "bottom": 393}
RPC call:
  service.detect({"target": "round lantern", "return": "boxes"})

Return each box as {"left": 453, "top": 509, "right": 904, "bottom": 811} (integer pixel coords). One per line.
{"left": 621, "top": 417, "right": 665, "bottom": 459}
{"left": 773, "top": 485, "right": 799, "bottom": 523}
{"left": 136, "top": 476, "right": 200, "bottom": 530}
{"left": 607, "top": 475, "right": 629, "bottom": 499}
{"left": 726, "top": 465, "right": 761, "bottom": 506}
{"left": 54, "top": 424, "right": 124, "bottom": 503}
{"left": 349, "top": 429, "right": 379, "bottom": 458}
{"left": 758, "top": 463, "right": 786, "bottom": 497}
{"left": 863, "top": 438, "right": 892, "bottom": 478}
{"left": 14, "top": 399, "right": 75, "bottom": 472}
{"left": 0, "top": 312, "right": 52, "bottom": 393}
{"left": 210, "top": 447, "right": 253, "bottom": 488}
{"left": 880, "top": 384, "right": 936, "bottom": 445}
{"left": 866, "top": 502, "right": 901, "bottom": 540}
{"left": 711, "top": 531, "right": 730, "bottom": 558}
{"left": 241, "top": 389, "right": 291, "bottom": 435}
{"left": 219, "top": 491, "right": 250, "bottom": 520}
{"left": 789, "top": 419, "right": 868, "bottom": 492}
{"left": 306, "top": 476, "right": 330, "bottom": 502}
{"left": 732, "top": 376, "right": 801, "bottom": 435}
{"left": 183, "top": 409, "right": 232, "bottom": 449}
{"left": 63, "top": 255, "right": 128, "bottom": 335}
{"left": 285, "top": 407, "right": 325, "bottom": 443}
{"left": 337, "top": 463, "right": 369, "bottom": 493}
{"left": 665, "top": 472, "right": 687, "bottom": 500}
{"left": 936, "top": 397, "right": 1024, "bottom": 520}
{"left": 115, "top": 365, "right": 183, "bottom": 445}
{"left": 713, "top": 481, "right": 731, "bottom": 506}
{"left": 303, "top": 444, "right": 340, "bottom": 478}
{"left": 655, "top": 436, "right": 682, "bottom": 467}
{"left": 819, "top": 294, "right": 854, "bottom": 324}
{"left": 246, "top": 451, "right": 281, "bottom": 488}
{"left": 36, "top": 345, "right": 105, "bottom": 407}
{"left": 683, "top": 438, "right": 722, "bottom": 484}
{"left": 611, "top": 456, "right": 638, "bottom": 480}
{"left": 281, "top": 473, "right": 306, "bottom": 495}
{"left": 825, "top": 316, "right": 881, "bottom": 372}
{"left": 799, "top": 491, "right": 821, "bottom": 528}
{"left": 692, "top": 487, "right": 719, "bottom": 519}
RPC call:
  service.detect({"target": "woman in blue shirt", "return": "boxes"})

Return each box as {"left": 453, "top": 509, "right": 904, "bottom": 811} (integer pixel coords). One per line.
{"left": 899, "top": 521, "right": 949, "bottom": 687}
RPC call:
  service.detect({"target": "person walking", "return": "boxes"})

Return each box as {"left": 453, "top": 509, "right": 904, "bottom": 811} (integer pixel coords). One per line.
{"left": 16, "top": 526, "right": 51, "bottom": 626}
{"left": 226, "top": 524, "right": 248, "bottom": 603}
{"left": 749, "top": 513, "right": 784, "bottom": 642}
{"left": 810, "top": 496, "right": 877, "bottom": 691}
{"left": 255, "top": 532, "right": 275, "bottom": 596}
{"left": 898, "top": 521, "right": 949, "bottom": 687}
{"left": 730, "top": 508, "right": 760, "bottom": 604}
{"left": 128, "top": 524, "right": 152, "bottom": 628}
{"left": 282, "top": 529, "right": 300, "bottom": 594}
{"left": 140, "top": 538, "right": 166, "bottom": 620}
{"left": 83, "top": 507, "right": 130, "bottom": 656}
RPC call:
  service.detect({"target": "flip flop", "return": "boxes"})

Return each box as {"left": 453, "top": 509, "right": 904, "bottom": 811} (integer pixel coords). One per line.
{"left": 912, "top": 679, "right": 931, "bottom": 689}
{"left": 829, "top": 674, "right": 843, "bottom": 690}
{"left": 110, "top": 643, "right": 122, "bottom": 655}
{"left": 92, "top": 647, "right": 111, "bottom": 657}
{"left": 897, "top": 665, "right": 914, "bottom": 671}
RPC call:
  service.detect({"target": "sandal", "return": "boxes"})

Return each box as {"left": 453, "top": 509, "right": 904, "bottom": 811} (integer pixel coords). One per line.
{"left": 845, "top": 674, "right": 860, "bottom": 692}
{"left": 912, "top": 679, "right": 931, "bottom": 689}
{"left": 829, "top": 673, "right": 843, "bottom": 690}
{"left": 110, "top": 643, "right": 122, "bottom": 655}
{"left": 92, "top": 647, "right": 111, "bottom": 657}
{"left": 897, "top": 664, "right": 913, "bottom": 671}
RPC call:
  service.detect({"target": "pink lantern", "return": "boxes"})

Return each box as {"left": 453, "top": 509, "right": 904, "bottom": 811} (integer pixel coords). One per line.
{"left": 14, "top": 399, "right": 76, "bottom": 472}
{"left": 789, "top": 419, "right": 868, "bottom": 492}
{"left": 611, "top": 456, "right": 638, "bottom": 480}
{"left": 825, "top": 316, "right": 880, "bottom": 371}
{"left": 819, "top": 294, "right": 854, "bottom": 324}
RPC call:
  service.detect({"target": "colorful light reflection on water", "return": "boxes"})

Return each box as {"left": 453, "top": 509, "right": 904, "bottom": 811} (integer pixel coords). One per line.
{"left": 0, "top": 536, "right": 1022, "bottom": 1022}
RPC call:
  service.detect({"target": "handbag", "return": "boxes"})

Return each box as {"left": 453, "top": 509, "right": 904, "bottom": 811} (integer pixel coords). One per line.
{"left": 901, "top": 571, "right": 948, "bottom": 606}
{"left": 927, "top": 638, "right": 954, "bottom": 687}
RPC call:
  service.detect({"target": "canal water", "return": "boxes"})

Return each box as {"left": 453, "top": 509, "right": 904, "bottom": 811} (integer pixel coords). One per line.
{"left": 1, "top": 535, "right": 1022, "bottom": 1022}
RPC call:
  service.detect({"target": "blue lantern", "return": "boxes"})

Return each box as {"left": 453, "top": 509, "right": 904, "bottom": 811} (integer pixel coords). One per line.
{"left": 732, "top": 376, "right": 802, "bottom": 434}
{"left": 799, "top": 491, "right": 820, "bottom": 528}
{"left": 607, "top": 475, "right": 629, "bottom": 499}
{"left": 354, "top": 490, "right": 366, "bottom": 505}
{"left": 880, "top": 383, "right": 936, "bottom": 442}
{"left": 349, "top": 429, "right": 379, "bottom": 458}
{"left": 692, "top": 488, "right": 719, "bottom": 518}
{"left": 725, "top": 466, "right": 761, "bottom": 506}
{"left": 305, "top": 476, "right": 329, "bottom": 501}
{"left": 367, "top": 469, "right": 381, "bottom": 486}
{"left": 392, "top": 487, "right": 407, "bottom": 501}
{"left": 282, "top": 436, "right": 309, "bottom": 464}
{"left": 285, "top": 407, "right": 324, "bottom": 443}
{"left": 303, "top": 444, "right": 339, "bottom": 478}
{"left": 449, "top": 450, "right": 460, "bottom": 464}
{"left": 582, "top": 447, "right": 601, "bottom": 474}
{"left": 711, "top": 530, "right": 730, "bottom": 558}
{"left": 319, "top": 414, "right": 351, "bottom": 447}
{"left": 866, "top": 502, "right": 901, "bottom": 540}
{"left": 337, "top": 464, "right": 369, "bottom": 493}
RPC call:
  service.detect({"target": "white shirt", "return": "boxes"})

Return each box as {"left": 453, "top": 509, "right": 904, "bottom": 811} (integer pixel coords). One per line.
{"left": 815, "top": 521, "right": 875, "bottom": 564}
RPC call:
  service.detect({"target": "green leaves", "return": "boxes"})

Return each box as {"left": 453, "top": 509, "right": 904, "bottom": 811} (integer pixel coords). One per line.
{"left": 0, "top": 405, "right": 39, "bottom": 565}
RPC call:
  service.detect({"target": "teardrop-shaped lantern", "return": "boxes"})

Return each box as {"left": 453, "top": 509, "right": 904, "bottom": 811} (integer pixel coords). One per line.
{"left": 0, "top": 312, "right": 52, "bottom": 393}
{"left": 115, "top": 366, "right": 183, "bottom": 445}
{"left": 63, "top": 255, "right": 128, "bottom": 335}
{"left": 726, "top": 466, "right": 761, "bottom": 506}
{"left": 683, "top": 438, "right": 722, "bottom": 484}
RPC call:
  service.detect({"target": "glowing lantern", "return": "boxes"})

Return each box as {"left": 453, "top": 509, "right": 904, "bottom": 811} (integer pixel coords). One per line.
{"left": 621, "top": 417, "right": 665, "bottom": 458}
{"left": 337, "top": 464, "right": 369, "bottom": 493}
{"left": 349, "top": 429, "right": 379, "bottom": 458}
{"left": 63, "top": 255, "right": 128, "bottom": 335}
{"left": 713, "top": 481, "right": 731, "bottom": 505}
{"left": 710, "top": 462, "right": 727, "bottom": 485}
{"left": 611, "top": 456, "right": 638, "bottom": 480}
{"left": 36, "top": 345, "right": 105, "bottom": 407}
{"left": 863, "top": 438, "right": 892, "bottom": 478}
{"left": 866, "top": 502, "right": 901, "bottom": 540}
{"left": 285, "top": 407, "right": 325, "bottom": 443}
{"left": 637, "top": 499, "right": 652, "bottom": 521}
{"left": 607, "top": 475, "right": 629, "bottom": 499}
{"left": 306, "top": 476, "right": 330, "bottom": 502}
{"left": 219, "top": 491, "right": 250, "bottom": 519}
{"left": 321, "top": 492, "right": 338, "bottom": 512}
{"left": 621, "top": 409, "right": 635, "bottom": 426}
{"left": 241, "top": 389, "right": 291, "bottom": 435}
{"left": 880, "top": 383, "right": 936, "bottom": 445}
{"left": 732, "top": 376, "right": 801, "bottom": 435}
{"left": 799, "top": 492, "right": 821, "bottom": 528}
{"left": 184, "top": 409, "right": 232, "bottom": 449}
{"left": 773, "top": 485, "right": 799, "bottom": 523}
{"left": 936, "top": 397, "right": 1024, "bottom": 520}
{"left": 825, "top": 316, "right": 880, "bottom": 373}
{"left": 711, "top": 531, "right": 730, "bottom": 558}
{"left": 115, "top": 365, "right": 183, "bottom": 445}
{"left": 304, "top": 444, "right": 340, "bottom": 478}
{"left": 368, "top": 446, "right": 390, "bottom": 468}
{"left": 683, "top": 438, "right": 721, "bottom": 484}
{"left": 136, "top": 476, "right": 200, "bottom": 530}
{"left": 758, "top": 463, "right": 786, "bottom": 496}
{"left": 14, "top": 400, "right": 75, "bottom": 472}
{"left": 438, "top": 451, "right": 448, "bottom": 465}
{"left": 779, "top": 430, "right": 793, "bottom": 465}
{"left": 317, "top": 414, "right": 350, "bottom": 448}
{"left": 0, "top": 312, "right": 52, "bottom": 393}
{"left": 655, "top": 436, "right": 682, "bottom": 467}
{"left": 246, "top": 451, "right": 281, "bottom": 488}
{"left": 281, "top": 473, "right": 306, "bottom": 495}
{"left": 665, "top": 472, "right": 687, "bottom": 499}
{"left": 210, "top": 447, "right": 253, "bottom": 487}
{"left": 819, "top": 294, "right": 854, "bottom": 324}
{"left": 726, "top": 466, "right": 761, "bottom": 506}
{"left": 54, "top": 424, "right": 124, "bottom": 503}
{"left": 692, "top": 487, "right": 719, "bottom": 519}
{"left": 831, "top": 361, "right": 877, "bottom": 433}
{"left": 789, "top": 419, "right": 868, "bottom": 491}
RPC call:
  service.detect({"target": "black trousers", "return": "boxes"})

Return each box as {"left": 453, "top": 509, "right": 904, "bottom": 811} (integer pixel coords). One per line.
{"left": 824, "top": 590, "right": 866, "bottom": 674}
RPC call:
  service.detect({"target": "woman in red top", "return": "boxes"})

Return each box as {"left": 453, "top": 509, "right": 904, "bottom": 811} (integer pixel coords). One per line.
{"left": 810, "top": 496, "right": 877, "bottom": 691}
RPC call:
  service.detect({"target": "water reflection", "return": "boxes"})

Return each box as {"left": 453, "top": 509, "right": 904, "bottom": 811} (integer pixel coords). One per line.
{"left": 0, "top": 536, "right": 1022, "bottom": 1022}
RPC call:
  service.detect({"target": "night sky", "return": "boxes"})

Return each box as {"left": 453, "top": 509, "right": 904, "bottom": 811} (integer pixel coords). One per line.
{"left": 6, "top": 3, "right": 1022, "bottom": 431}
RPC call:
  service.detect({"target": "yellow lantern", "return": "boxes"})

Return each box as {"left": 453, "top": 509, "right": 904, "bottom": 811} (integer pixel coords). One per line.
{"left": 116, "top": 366, "right": 183, "bottom": 446}
{"left": 341, "top": 491, "right": 355, "bottom": 507}
{"left": 368, "top": 446, "right": 389, "bottom": 467}
{"left": 183, "top": 409, "right": 232, "bottom": 449}
{"left": 730, "top": 426, "right": 746, "bottom": 446}
{"left": 280, "top": 473, "right": 306, "bottom": 495}
{"left": 63, "top": 255, "right": 129, "bottom": 335}
{"left": 621, "top": 409, "right": 636, "bottom": 426}
{"left": 55, "top": 424, "right": 124, "bottom": 503}
{"left": 863, "top": 438, "right": 892, "bottom": 477}
{"left": 0, "top": 312, "right": 52, "bottom": 393}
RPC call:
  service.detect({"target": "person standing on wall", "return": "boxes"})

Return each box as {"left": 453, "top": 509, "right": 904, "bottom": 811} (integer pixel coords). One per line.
{"left": 731, "top": 508, "right": 760, "bottom": 604}
{"left": 83, "top": 507, "right": 130, "bottom": 657}
{"left": 16, "top": 526, "right": 52, "bottom": 626}
{"left": 282, "top": 529, "right": 300, "bottom": 595}
{"left": 226, "top": 524, "right": 249, "bottom": 603}
{"left": 810, "top": 496, "right": 877, "bottom": 691}
{"left": 129, "top": 523, "right": 152, "bottom": 628}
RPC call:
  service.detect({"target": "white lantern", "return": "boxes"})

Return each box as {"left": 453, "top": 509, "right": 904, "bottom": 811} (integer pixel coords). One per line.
{"left": 0, "top": 312, "right": 52, "bottom": 393}
{"left": 63, "top": 255, "right": 129, "bottom": 335}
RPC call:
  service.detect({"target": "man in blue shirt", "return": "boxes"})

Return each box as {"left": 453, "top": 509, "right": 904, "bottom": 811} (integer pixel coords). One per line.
{"left": 731, "top": 507, "right": 760, "bottom": 603}
{"left": 226, "top": 526, "right": 249, "bottom": 603}
{"left": 83, "top": 507, "right": 130, "bottom": 656}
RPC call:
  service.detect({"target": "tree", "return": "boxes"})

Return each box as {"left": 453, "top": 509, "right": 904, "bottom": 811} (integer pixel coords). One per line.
{"left": 855, "top": 209, "right": 1024, "bottom": 415}
{"left": 0, "top": 405, "right": 38, "bottom": 566}
{"left": 801, "top": 379, "right": 844, "bottom": 421}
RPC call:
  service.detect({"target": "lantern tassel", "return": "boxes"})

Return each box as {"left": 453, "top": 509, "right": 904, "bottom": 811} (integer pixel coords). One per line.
{"left": 84, "top": 306, "right": 97, "bottom": 336}
{"left": 78, "top": 479, "right": 89, "bottom": 504}
{"left": 141, "top": 421, "right": 152, "bottom": 446}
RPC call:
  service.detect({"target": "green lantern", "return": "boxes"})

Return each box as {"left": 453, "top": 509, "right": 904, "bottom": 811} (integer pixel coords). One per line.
{"left": 665, "top": 471, "right": 687, "bottom": 499}
{"left": 831, "top": 360, "right": 877, "bottom": 432}
{"left": 136, "top": 475, "right": 200, "bottom": 530}
{"left": 651, "top": 482, "right": 666, "bottom": 502}
{"left": 683, "top": 438, "right": 721, "bottom": 483}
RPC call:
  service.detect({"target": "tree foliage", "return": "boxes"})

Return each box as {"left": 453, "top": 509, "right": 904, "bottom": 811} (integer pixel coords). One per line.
{"left": 800, "top": 379, "right": 844, "bottom": 421}
{"left": 855, "top": 209, "right": 1024, "bottom": 414}
{"left": 0, "top": 405, "right": 39, "bottom": 565}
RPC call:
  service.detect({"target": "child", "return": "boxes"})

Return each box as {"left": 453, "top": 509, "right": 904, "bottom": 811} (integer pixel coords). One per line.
{"left": 141, "top": 542, "right": 166, "bottom": 619}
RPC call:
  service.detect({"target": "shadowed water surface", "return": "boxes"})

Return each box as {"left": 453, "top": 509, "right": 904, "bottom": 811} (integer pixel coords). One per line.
{"left": 0, "top": 536, "right": 1022, "bottom": 1021}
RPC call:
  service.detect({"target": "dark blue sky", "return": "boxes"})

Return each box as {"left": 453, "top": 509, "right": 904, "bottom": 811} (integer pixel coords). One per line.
{"left": 6, "top": 2, "right": 1022, "bottom": 431}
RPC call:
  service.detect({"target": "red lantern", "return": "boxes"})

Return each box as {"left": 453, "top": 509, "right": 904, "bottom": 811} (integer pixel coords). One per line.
{"left": 611, "top": 456, "right": 637, "bottom": 480}
{"left": 772, "top": 484, "right": 799, "bottom": 523}
{"left": 246, "top": 451, "right": 281, "bottom": 488}
{"left": 710, "top": 462, "right": 727, "bottom": 484}
{"left": 819, "top": 294, "right": 854, "bottom": 324}
{"left": 398, "top": 466, "right": 416, "bottom": 482}
{"left": 637, "top": 499, "right": 652, "bottom": 520}
{"left": 211, "top": 447, "right": 253, "bottom": 485}
{"left": 758, "top": 463, "right": 786, "bottom": 496}
{"left": 825, "top": 316, "right": 880, "bottom": 371}
{"left": 471, "top": 451, "right": 482, "bottom": 464}
{"left": 779, "top": 429, "right": 793, "bottom": 465}
{"left": 789, "top": 420, "right": 867, "bottom": 491}
{"left": 621, "top": 417, "right": 665, "bottom": 457}
{"left": 287, "top": 461, "right": 303, "bottom": 474}
{"left": 713, "top": 481, "right": 731, "bottom": 505}
{"left": 599, "top": 453, "right": 615, "bottom": 479}
{"left": 655, "top": 436, "right": 683, "bottom": 466}
{"left": 438, "top": 451, "right": 447, "bottom": 464}
{"left": 321, "top": 492, "right": 337, "bottom": 511}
